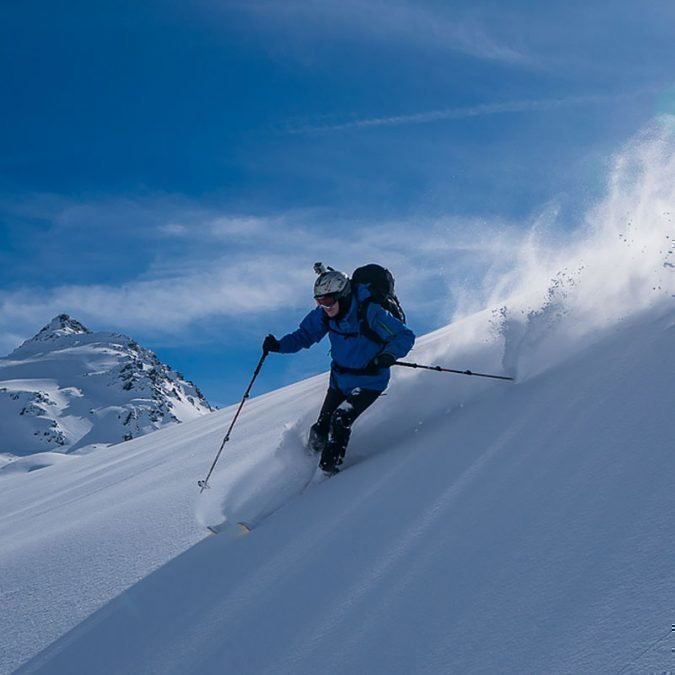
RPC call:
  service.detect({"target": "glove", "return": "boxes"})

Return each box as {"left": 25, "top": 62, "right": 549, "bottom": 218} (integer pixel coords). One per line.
{"left": 263, "top": 334, "right": 280, "bottom": 353}
{"left": 368, "top": 352, "right": 396, "bottom": 371}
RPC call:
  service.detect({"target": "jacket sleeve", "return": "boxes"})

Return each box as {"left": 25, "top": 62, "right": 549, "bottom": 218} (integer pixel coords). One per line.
{"left": 366, "top": 304, "right": 415, "bottom": 359}
{"left": 278, "top": 307, "right": 329, "bottom": 354}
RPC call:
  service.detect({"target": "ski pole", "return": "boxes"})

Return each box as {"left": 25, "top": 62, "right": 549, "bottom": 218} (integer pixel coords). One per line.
{"left": 394, "top": 360, "right": 514, "bottom": 381}
{"left": 198, "top": 350, "right": 268, "bottom": 492}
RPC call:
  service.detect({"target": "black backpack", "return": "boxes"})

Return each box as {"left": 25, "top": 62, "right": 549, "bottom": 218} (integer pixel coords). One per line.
{"left": 349, "top": 264, "right": 406, "bottom": 346}
{"left": 351, "top": 264, "right": 406, "bottom": 323}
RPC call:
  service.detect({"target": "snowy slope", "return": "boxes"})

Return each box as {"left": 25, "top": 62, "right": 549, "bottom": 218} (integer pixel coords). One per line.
{"left": 2, "top": 121, "right": 675, "bottom": 674}
{"left": 0, "top": 315, "right": 213, "bottom": 465}
{"left": 6, "top": 306, "right": 675, "bottom": 675}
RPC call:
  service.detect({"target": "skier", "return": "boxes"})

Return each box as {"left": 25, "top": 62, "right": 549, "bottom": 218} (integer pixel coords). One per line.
{"left": 263, "top": 265, "right": 415, "bottom": 475}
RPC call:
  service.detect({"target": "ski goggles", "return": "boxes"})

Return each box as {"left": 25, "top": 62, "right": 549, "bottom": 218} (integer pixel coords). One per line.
{"left": 315, "top": 294, "right": 338, "bottom": 308}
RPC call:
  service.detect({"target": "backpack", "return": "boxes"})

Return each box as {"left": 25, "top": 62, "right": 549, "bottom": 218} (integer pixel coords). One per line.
{"left": 351, "top": 264, "right": 406, "bottom": 323}
{"left": 349, "top": 264, "right": 406, "bottom": 346}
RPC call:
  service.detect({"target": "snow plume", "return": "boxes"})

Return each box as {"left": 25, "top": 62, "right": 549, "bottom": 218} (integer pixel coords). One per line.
{"left": 194, "top": 390, "right": 321, "bottom": 531}
{"left": 457, "top": 116, "right": 675, "bottom": 379}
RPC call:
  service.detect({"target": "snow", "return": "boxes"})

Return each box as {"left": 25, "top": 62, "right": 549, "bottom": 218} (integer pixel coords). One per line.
{"left": 2, "top": 119, "right": 675, "bottom": 674}
{"left": 0, "top": 316, "right": 213, "bottom": 460}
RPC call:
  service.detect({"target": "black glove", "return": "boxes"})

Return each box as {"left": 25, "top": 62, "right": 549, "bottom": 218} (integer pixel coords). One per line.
{"left": 368, "top": 352, "right": 397, "bottom": 371}
{"left": 263, "top": 334, "right": 280, "bottom": 353}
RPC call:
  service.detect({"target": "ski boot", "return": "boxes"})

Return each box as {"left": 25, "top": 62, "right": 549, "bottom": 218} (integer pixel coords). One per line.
{"left": 307, "top": 424, "right": 328, "bottom": 455}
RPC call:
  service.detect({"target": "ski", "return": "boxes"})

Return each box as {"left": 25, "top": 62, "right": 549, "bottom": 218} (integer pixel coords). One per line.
{"left": 206, "top": 464, "right": 341, "bottom": 535}
{"left": 206, "top": 521, "right": 252, "bottom": 536}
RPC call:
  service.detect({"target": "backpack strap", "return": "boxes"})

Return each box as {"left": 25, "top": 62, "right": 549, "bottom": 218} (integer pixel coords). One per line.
{"left": 356, "top": 298, "right": 387, "bottom": 346}
{"left": 331, "top": 362, "right": 373, "bottom": 375}
{"left": 387, "top": 294, "right": 406, "bottom": 323}
{"left": 323, "top": 296, "right": 389, "bottom": 345}
{"left": 322, "top": 310, "right": 359, "bottom": 339}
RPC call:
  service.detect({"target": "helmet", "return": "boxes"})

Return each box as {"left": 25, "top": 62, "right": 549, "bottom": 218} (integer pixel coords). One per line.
{"left": 313, "top": 262, "right": 351, "bottom": 299}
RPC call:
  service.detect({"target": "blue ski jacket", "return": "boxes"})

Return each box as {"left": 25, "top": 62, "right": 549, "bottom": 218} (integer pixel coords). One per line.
{"left": 278, "top": 284, "right": 415, "bottom": 394}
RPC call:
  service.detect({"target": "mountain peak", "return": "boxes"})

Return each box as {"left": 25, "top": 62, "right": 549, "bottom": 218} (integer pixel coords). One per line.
{"left": 34, "top": 314, "right": 92, "bottom": 342}
{"left": 1, "top": 314, "right": 213, "bottom": 457}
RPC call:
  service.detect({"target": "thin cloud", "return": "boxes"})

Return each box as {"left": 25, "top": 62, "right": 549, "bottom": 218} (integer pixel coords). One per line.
{"left": 290, "top": 92, "right": 653, "bottom": 134}
{"left": 0, "top": 258, "right": 309, "bottom": 343}
{"left": 0, "top": 196, "right": 514, "bottom": 351}
{"left": 238, "top": 0, "right": 525, "bottom": 64}
{"left": 5, "top": 113, "right": 672, "bottom": 355}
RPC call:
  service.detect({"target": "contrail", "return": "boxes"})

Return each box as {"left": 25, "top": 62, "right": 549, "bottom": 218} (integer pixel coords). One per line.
{"left": 290, "top": 90, "right": 659, "bottom": 134}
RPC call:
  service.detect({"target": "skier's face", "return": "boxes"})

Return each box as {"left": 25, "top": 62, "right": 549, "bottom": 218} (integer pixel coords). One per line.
{"left": 316, "top": 294, "right": 340, "bottom": 318}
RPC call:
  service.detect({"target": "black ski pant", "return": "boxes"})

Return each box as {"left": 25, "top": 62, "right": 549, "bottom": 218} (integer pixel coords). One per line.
{"left": 311, "top": 386, "right": 381, "bottom": 470}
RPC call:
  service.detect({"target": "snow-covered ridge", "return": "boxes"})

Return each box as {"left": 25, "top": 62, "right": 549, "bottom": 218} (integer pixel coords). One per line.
{"left": 0, "top": 314, "right": 213, "bottom": 464}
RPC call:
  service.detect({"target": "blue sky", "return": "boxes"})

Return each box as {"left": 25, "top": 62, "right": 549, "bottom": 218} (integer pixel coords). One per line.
{"left": 1, "top": 0, "right": 674, "bottom": 406}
